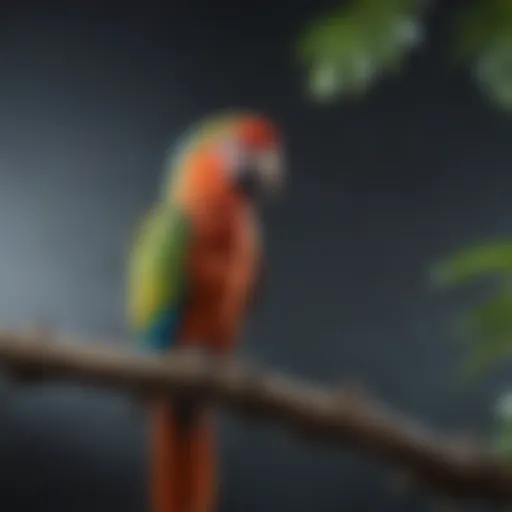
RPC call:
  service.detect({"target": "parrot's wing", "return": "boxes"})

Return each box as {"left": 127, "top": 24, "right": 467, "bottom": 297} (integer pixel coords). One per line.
{"left": 127, "top": 204, "right": 191, "bottom": 351}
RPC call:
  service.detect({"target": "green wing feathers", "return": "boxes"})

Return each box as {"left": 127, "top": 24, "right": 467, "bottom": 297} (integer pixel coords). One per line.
{"left": 127, "top": 204, "right": 191, "bottom": 335}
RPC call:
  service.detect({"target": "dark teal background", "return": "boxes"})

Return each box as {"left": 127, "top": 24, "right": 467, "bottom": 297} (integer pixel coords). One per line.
{"left": 0, "top": 2, "right": 508, "bottom": 510}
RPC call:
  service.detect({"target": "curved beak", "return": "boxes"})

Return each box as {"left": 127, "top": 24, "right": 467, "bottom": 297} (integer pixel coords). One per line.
{"left": 255, "top": 147, "right": 285, "bottom": 198}
{"left": 232, "top": 146, "right": 285, "bottom": 201}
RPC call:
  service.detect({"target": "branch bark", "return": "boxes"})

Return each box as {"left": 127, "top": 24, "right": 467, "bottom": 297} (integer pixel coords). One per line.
{"left": 0, "top": 329, "right": 510, "bottom": 503}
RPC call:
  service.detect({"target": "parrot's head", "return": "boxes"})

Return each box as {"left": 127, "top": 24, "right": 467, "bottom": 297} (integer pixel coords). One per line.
{"left": 164, "top": 111, "right": 285, "bottom": 206}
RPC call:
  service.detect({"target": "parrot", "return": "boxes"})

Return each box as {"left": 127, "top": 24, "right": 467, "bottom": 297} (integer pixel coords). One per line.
{"left": 127, "top": 111, "right": 285, "bottom": 512}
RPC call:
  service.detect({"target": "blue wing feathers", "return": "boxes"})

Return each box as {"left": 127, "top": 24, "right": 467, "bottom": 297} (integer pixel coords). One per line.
{"left": 140, "top": 303, "right": 185, "bottom": 352}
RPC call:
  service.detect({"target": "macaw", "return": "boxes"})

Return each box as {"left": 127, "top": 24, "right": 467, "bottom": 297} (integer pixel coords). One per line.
{"left": 127, "top": 111, "right": 285, "bottom": 512}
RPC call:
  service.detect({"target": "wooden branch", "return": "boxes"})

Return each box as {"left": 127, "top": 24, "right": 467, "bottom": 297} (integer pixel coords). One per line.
{"left": 0, "top": 329, "right": 511, "bottom": 503}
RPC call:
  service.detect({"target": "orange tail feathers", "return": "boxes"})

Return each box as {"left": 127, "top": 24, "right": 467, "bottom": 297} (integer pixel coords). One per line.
{"left": 150, "top": 401, "right": 218, "bottom": 512}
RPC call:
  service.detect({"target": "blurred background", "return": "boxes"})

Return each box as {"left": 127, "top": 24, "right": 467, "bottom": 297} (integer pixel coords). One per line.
{"left": 1, "top": 1, "right": 512, "bottom": 510}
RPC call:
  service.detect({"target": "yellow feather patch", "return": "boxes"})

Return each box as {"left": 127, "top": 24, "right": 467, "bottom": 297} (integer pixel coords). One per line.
{"left": 127, "top": 205, "right": 190, "bottom": 331}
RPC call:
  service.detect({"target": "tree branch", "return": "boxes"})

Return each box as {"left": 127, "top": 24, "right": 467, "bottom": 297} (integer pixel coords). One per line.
{"left": 0, "top": 329, "right": 510, "bottom": 503}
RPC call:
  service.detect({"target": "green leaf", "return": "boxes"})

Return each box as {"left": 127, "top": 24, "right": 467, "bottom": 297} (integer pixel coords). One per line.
{"left": 455, "top": 293, "right": 512, "bottom": 380}
{"left": 490, "top": 429, "right": 512, "bottom": 459}
{"left": 454, "top": 0, "right": 512, "bottom": 110}
{"left": 459, "top": 294, "right": 512, "bottom": 340}
{"left": 473, "top": 39, "right": 512, "bottom": 110}
{"left": 494, "top": 391, "right": 512, "bottom": 420}
{"left": 297, "top": 0, "right": 425, "bottom": 102}
{"left": 433, "top": 241, "right": 512, "bottom": 381}
{"left": 489, "top": 392, "right": 512, "bottom": 459}
{"left": 454, "top": 1, "right": 507, "bottom": 60}
{"left": 459, "top": 335, "right": 512, "bottom": 381}
{"left": 430, "top": 240, "right": 512, "bottom": 288}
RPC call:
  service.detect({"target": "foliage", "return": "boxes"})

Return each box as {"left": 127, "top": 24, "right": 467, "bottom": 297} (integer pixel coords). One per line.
{"left": 457, "top": 0, "right": 512, "bottom": 109}
{"left": 432, "top": 241, "right": 512, "bottom": 455}
{"left": 494, "top": 431, "right": 512, "bottom": 460}
{"left": 297, "top": 0, "right": 512, "bottom": 110}
{"left": 297, "top": 0, "right": 424, "bottom": 102}
{"left": 491, "top": 391, "right": 512, "bottom": 459}
{"left": 297, "top": 0, "right": 512, "bottom": 458}
{"left": 432, "top": 240, "right": 512, "bottom": 378}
